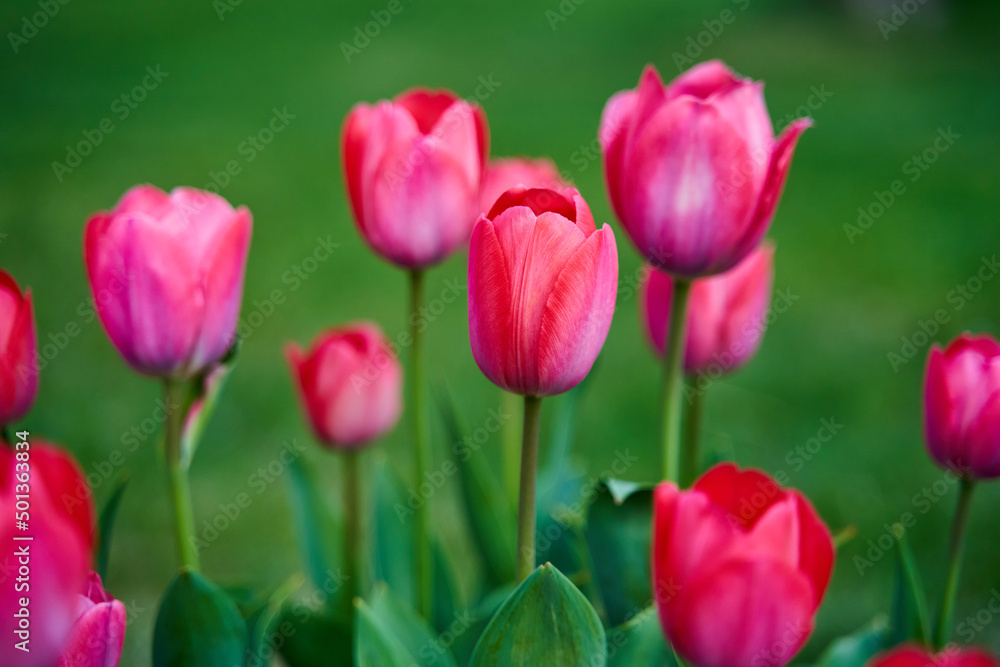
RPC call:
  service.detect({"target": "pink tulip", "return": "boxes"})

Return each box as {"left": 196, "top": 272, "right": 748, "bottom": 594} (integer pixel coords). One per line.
{"left": 286, "top": 322, "right": 403, "bottom": 448}
{"left": 1, "top": 442, "right": 94, "bottom": 666}
{"left": 0, "top": 270, "right": 38, "bottom": 426}
{"left": 342, "top": 88, "right": 489, "bottom": 268}
{"left": 868, "top": 645, "right": 998, "bottom": 667}
{"left": 57, "top": 572, "right": 126, "bottom": 667}
{"left": 480, "top": 157, "right": 567, "bottom": 215}
{"left": 600, "top": 60, "right": 810, "bottom": 277}
{"left": 652, "top": 463, "right": 834, "bottom": 667}
{"left": 924, "top": 333, "right": 1000, "bottom": 479}
{"left": 84, "top": 185, "right": 252, "bottom": 378}
{"left": 468, "top": 186, "right": 618, "bottom": 397}
{"left": 641, "top": 243, "right": 774, "bottom": 374}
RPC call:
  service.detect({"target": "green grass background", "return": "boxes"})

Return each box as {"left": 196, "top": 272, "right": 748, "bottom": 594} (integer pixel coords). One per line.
{"left": 2, "top": 0, "right": 1000, "bottom": 663}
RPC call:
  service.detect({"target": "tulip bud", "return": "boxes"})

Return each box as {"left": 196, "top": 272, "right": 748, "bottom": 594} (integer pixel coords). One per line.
{"left": 641, "top": 243, "right": 774, "bottom": 374}
{"left": 342, "top": 88, "right": 489, "bottom": 269}
{"left": 652, "top": 463, "right": 834, "bottom": 667}
{"left": 57, "top": 572, "right": 127, "bottom": 667}
{"left": 924, "top": 333, "right": 1000, "bottom": 479}
{"left": 868, "top": 644, "right": 998, "bottom": 667}
{"left": 0, "top": 270, "right": 38, "bottom": 427}
{"left": 601, "top": 60, "right": 810, "bottom": 277}
{"left": 286, "top": 322, "right": 403, "bottom": 448}
{"left": 84, "top": 185, "right": 252, "bottom": 379}
{"left": 468, "top": 186, "right": 618, "bottom": 397}
{"left": 480, "top": 157, "right": 567, "bottom": 215}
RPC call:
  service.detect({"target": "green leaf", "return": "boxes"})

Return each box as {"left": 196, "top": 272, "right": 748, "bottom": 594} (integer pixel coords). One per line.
{"left": 243, "top": 575, "right": 303, "bottom": 667}
{"left": 606, "top": 607, "right": 675, "bottom": 667}
{"left": 433, "top": 540, "right": 460, "bottom": 634}
{"left": 277, "top": 604, "right": 353, "bottom": 667}
{"left": 815, "top": 616, "right": 890, "bottom": 667}
{"left": 153, "top": 570, "right": 248, "bottom": 667}
{"left": 469, "top": 564, "right": 607, "bottom": 666}
{"left": 584, "top": 479, "right": 655, "bottom": 627}
{"left": 180, "top": 346, "right": 238, "bottom": 467}
{"left": 356, "top": 583, "right": 459, "bottom": 667}
{"left": 450, "top": 586, "right": 515, "bottom": 666}
{"left": 95, "top": 474, "right": 129, "bottom": 581}
{"left": 889, "top": 523, "right": 931, "bottom": 646}
{"left": 372, "top": 456, "right": 416, "bottom": 604}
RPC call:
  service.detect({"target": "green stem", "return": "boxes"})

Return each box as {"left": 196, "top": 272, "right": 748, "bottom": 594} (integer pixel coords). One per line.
{"left": 671, "top": 644, "right": 690, "bottom": 667}
{"left": 934, "top": 477, "right": 975, "bottom": 649}
{"left": 408, "top": 269, "right": 432, "bottom": 618}
{"left": 342, "top": 449, "right": 363, "bottom": 618}
{"left": 516, "top": 395, "right": 542, "bottom": 582}
{"left": 660, "top": 279, "right": 692, "bottom": 483}
{"left": 163, "top": 379, "right": 199, "bottom": 572}
{"left": 681, "top": 379, "right": 703, "bottom": 487}
{"left": 501, "top": 389, "right": 522, "bottom": 503}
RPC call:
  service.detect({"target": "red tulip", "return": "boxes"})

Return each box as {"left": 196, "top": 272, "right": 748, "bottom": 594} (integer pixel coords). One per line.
{"left": 342, "top": 88, "right": 489, "bottom": 269}
{"left": 286, "top": 322, "right": 403, "bottom": 448}
{"left": 924, "top": 333, "right": 1000, "bottom": 479}
{"left": 0, "top": 270, "right": 38, "bottom": 426}
{"left": 868, "top": 645, "right": 998, "bottom": 667}
{"left": 84, "top": 185, "right": 252, "bottom": 379}
{"left": 600, "top": 60, "right": 810, "bottom": 278}
{"left": 57, "top": 572, "right": 126, "bottom": 667}
{"left": 641, "top": 243, "right": 774, "bottom": 374}
{"left": 1, "top": 442, "right": 94, "bottom": 666}
{"left": 652, "top": 463, "right": 834, "bottom": 667}
{"left": 468, "top": 186, "right": 618, "bottom": 397}
{"left": 480, "top": 157, "right": 567, "bottom": 215}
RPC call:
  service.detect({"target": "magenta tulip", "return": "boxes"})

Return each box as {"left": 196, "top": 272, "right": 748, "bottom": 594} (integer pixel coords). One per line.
{"left": 600, "top": 60, "right": 810, "bottom": 277}
{"left": 1, "top": 442, "right": 94, "bottom": 666}
{"left": 652, "top": 463, "right": 834, "bottom": 667}
{"left": 57, "top": 572, "right": 126, "bottom": 667}
{"left": 468, "top": 186, "right": 618, "bottom": 397}
{"left": 286, "top": 322, "right": 403, "bottom": 448}
{"left": 641, "top": 243, "right": 774, "bottom": 374}
{"left": 342, "top": 88, "right": 489, "bottom": 269}
{"left": 868, "top": 645, "right": 998, "bottom": 667}
{"left": 924, "top": 333, "right": 1000, "bottom": 479}
{"left": 84, "top": 185, "right": 252, "bottom": 378}
{"left": 0, "top": 270, "right": 38, "bottom": 426}
{"left": 480, "top": 157, "right": 567, "bottom": 215}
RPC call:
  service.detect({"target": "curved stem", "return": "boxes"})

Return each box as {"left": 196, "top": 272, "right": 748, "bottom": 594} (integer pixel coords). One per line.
{"left": 660, "top": 279, "right": 691, "bottom": 484}
{"left": 408, "top": 269, "right": 432, "bottom": 618}
{"left": 516, "top": 395, "right": 542, "bottom": 582}
{"left": 163, "top": 379, "right": 199, "bottom": 572}
{"left": 681, "top": 379, "right": 703, "bottom": 487}
{"left": 934, "top": 477, "right": 975, "bottom": 649}
{"left": 342, "top": 449, "right": 363, "bottom": 618}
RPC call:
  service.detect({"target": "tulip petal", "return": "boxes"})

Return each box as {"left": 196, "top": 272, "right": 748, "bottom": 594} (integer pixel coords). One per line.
{"left": 793, "top": 492, "right": 836, "bottom": 605}
{"left": 0, "top": 276, "right": 37, "bottom": 424}
{"left": 469, "top": 218, "right": 514, "bottom": 392}
{"left": 640, "top": 266, "right": 672, "bottom": 357}
{"left": 167, "top": 187, "right": 241, "bottom": 266}
{"left": 710, "top": 80, "right": 773, "bottom": 196}
{"left": 114, "top": 183, "right": 170, "bottom": 218}
{"left": 665, "top": 59, "right": 740, "bottom": 101}
{"left": 600, "top": 88, "right": 638, "bottom": 224}
{"left": 32, "top": 444, "right": 95, "bottom": 552}
{"left": 395, "top": 88, "right": 459, "bottom": 134}
{"left": 85, "top": 213, "right": 135, "bottom": 367}
{"left": 342, "top": 102, "right": 374, "bottom": 224}
{"left": 692, "top": 463, "right": 787, "bottom": 529}
{"left": 57, "top": 600, "right": 127, "bottom": 667}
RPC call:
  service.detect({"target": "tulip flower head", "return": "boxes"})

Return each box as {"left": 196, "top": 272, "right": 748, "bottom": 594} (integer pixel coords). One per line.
{"left": 57, "top": 572, "right": 126, "bottom": 667}
{"left": 480, "top": 157, "right": 567, "bottom": 215}
{"left": 868, "top": 645, "right": 999, "bottom": 667}
{"left": 0, "top": 270, "right": 38, "bottom": 426}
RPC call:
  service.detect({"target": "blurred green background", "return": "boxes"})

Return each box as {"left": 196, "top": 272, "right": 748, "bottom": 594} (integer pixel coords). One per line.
{"left": 2, "top": 0, "right": 1000, "bottom": 663}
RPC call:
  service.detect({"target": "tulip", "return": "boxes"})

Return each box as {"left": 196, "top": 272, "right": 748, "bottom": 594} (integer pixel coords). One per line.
{"left": 868, "top": 645, "right": 998, "bottom": 667}
{"left": 641, "top": 243, "right": 774, "bottom": 373}
{"left": 342, "top": 88, "right": 489, "bottom": 269}
{"left": 480, "top": 157, "right": 567, "bottom": 215}
{"left": 57, "top": 572, "right": 126, "bottom": 667}
{"left": 1, "top": 442, "right": 94, "bottom": 666}
{"left": 0, "top": 270, "right": 38, "bottom": 427}
{"left": 84, "top": 184, "right": 252, "bottom": 379}
{"left": 652, "top": 463, "right": 834, "bottom": 667}
{"left": 600, "top": 60, "right": 810, "bottom": 278}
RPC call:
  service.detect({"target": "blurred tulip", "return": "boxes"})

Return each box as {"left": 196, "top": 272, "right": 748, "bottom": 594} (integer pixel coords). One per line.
{"left": 342, "top": 88, "right": 489, "bottom": 268}
{"left": 868, "top": 645, "right": 999, "bottom": 667}
{"left": 600, "top": 60, "right": 810, "bottom": 277}
{"left": 641, "top": 243, "right": 774, "bottom": 374}
{"left": 1, "top": 442, "right": 94, "bottom": 666}
{"left": 84, "top": 185, "right": 252, "bottom": 379}
{"left": 480, "top": 157, "right": 567, "bottom": 215}
{"left": 286, "top": 322, "right": 403, "bottom": 448}
{"left": 468, "top": 186, "right": 618, "bottom": 397}
{"left": 652, "top": 463, "right": 834, "bottom": 667}
{"left": 0, "top": 270, "right": 38, "bottom": 426}
{"left": 57, "top": 572, "right": 126, "bottom": 667}
{"left": 924, "top": 333, "right": 1000, "bottom": 479}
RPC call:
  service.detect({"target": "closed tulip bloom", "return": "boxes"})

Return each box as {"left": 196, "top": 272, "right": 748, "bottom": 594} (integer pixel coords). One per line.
{"left": 652, "top": 463, "right": 834, "bottom": 667}
{"left": 1, "top": 443, "right": 94, "bottom": 666}
{"left": 57, "top": 572, "right": 126, "bottom": 667}
{"left": 480, "top": 157, "right": 567, "bottom": 215}
{"left": 600, "top": 61, "right": 810, "bottom": 277}
{"left": 286, "top": 322, "right": 403, "bottom": 448}
{"left": 0, "top": 270, "right": 38, "bottom": 426}
{"left": 868, "top": 645, "right": 999, "bottom": 667}
{"left": 468, "top": 186, "right": 618, "bottom": 397}
{"left": 641, "top": 243, "right": 774, "bottom": 373}
{"left": 84, "top": 185, "right": 252, "bottom": 378}
{"left": 342, "top": 88, "right": 489, "bottom": 268}
{"left": 924, "top": 333, "right": 1000, "bottom": 479}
